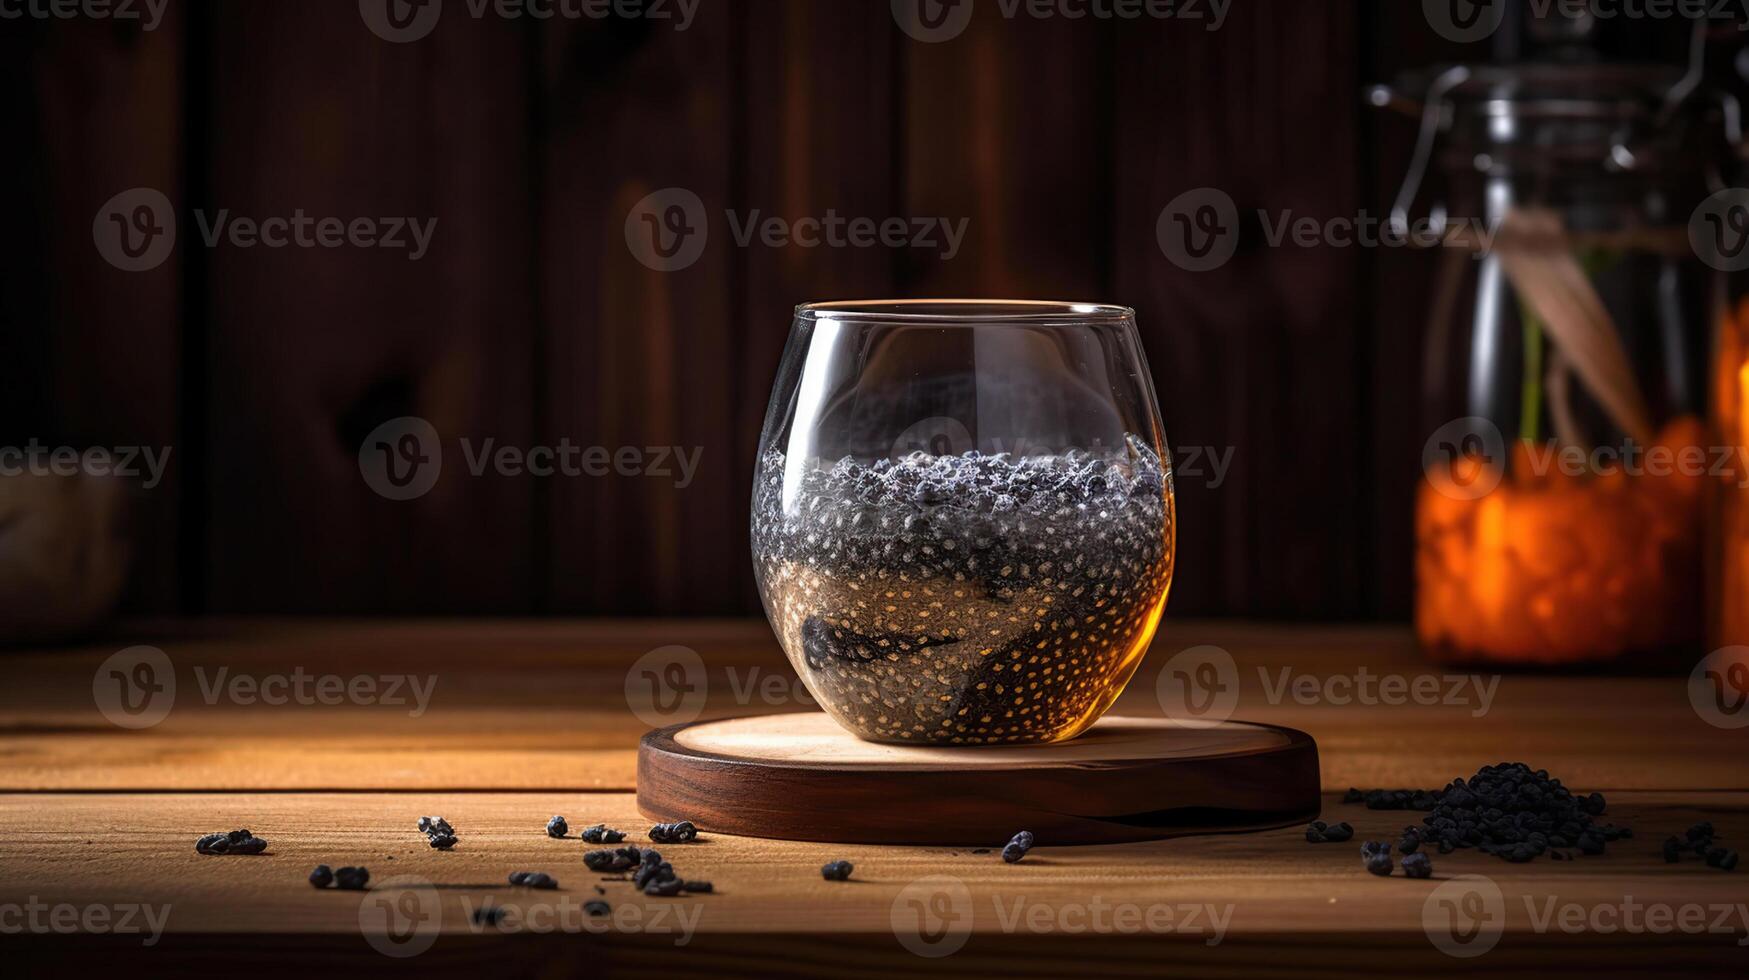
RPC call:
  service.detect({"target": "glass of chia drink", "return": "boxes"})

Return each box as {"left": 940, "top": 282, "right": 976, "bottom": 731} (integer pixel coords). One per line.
{"left": 751, "top": 301, "right": 1175, "bottom": 744}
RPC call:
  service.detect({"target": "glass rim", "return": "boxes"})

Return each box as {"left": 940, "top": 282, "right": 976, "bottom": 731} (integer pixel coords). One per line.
{"left": 794, "top": 299, "right": 1136, "bottom": 324}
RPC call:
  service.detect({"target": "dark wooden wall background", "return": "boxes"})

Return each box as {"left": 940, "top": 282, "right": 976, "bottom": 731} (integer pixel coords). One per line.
{"left": 0, "top": 1, "right": 1699, "bottom": 619}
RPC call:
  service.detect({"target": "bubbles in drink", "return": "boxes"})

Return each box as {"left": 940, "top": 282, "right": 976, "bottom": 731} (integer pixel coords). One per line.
{"left": 752, "top": 436, "right": 1174, "bottom": 744}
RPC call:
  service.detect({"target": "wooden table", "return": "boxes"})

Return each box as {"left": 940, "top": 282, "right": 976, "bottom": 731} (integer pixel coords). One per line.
{"left": 2, "top": 619, "right": 1745, "bottom": 975}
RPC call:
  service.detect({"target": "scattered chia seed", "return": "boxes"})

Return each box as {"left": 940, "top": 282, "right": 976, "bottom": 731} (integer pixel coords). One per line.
{"left": 821, "top": 860, "right": 854, "bottom": 881}
{"left": 648, "top": 821, "right": 698, "bottom": 844}
{"left": 546, "top": 816, "right": 568, "bottom": 838}
{"left": 334, "top": 866, "right": 371, "bottom": 891}
{"left": 1304, "top": 821, "right": 1353, "bottom": 844}
{"left": 584, "top": 899, "right": 611, "bottom": 917}
{"left": 581, "top": 824, "right": 627, "bottom": 844}
{"left": 1002, "top": 831, "right": 1035, "bottom": 863}
{"left": 585, "top": 846, "right": 644, "bottom": 873}
{"left": 508, "top": 871, "right": 558, "bottom": 889}
{"left": 1666, "top": 823, "right": 1737, "bottom": 871}
{"left": 683, "top": 880, "right": 714, "bottom": 893}
{"left": 1401, "top": 852, "right": 1432, "bottom": 879}
{"left": 417, "top": 816, "right": 458, "bottom": 850}
{"left": 308, "top": 865, "right": 334, "bottom": 888}
{"left": 633, "top": 861, "right": 675, "bottom": 891}
{"left": 473, "top": 905, "right": 506, "bottom": 926}
{"left": 196, "top": 830, "right": 268, "bottom": 855}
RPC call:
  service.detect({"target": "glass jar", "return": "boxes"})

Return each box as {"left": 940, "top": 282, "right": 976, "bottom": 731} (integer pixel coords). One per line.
{"left": 750, "top": 301, "right": 1174, "bottom": 744}
{"left": 1714, "top": 294, "right": 1749, "bottom": 649}
{"left": 1375, "top": 63, "right": 1732, "bottom": 666}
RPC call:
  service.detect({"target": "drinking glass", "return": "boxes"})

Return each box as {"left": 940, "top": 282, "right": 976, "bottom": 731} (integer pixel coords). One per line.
{"left": 751, "top": 301, "right": 1175, "bottom": 744}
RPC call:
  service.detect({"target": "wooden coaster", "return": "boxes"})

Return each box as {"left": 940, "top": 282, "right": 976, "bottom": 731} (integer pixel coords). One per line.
{"left": 637, "top": 713, "right": 1319, "bottom": 845}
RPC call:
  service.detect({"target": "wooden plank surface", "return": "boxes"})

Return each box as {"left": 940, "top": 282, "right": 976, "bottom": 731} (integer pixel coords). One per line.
{"left": 2, "top": 619, "right": 1747, "bottom": 972}
{"left": 0, "top": 619, "right": 1742, "bottom": 792}
{"left": 0, "top": 791, "right": 1744, "bottom": 969}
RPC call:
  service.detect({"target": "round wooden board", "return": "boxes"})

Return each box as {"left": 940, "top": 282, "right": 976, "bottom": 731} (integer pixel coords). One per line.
{"left": 637, "top": 713, "right": 1320, "bottom": 845}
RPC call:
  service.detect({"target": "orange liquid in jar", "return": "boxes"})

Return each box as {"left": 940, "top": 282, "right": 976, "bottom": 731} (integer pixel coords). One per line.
{"left": 1416, "top": 418, "right": 1705, "bottom": 665}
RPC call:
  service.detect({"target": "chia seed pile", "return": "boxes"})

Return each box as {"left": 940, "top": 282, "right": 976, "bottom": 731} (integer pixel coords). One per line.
{"left": 752, "top": 438, "right": 1173, "bottom": 744}
{"left": 1325, "top": 763, "right": 1659, "bottom": 875}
